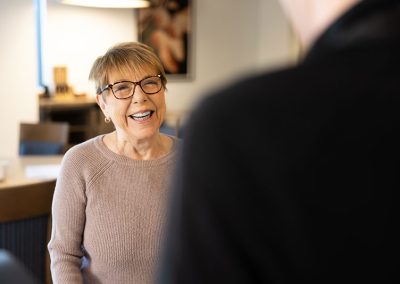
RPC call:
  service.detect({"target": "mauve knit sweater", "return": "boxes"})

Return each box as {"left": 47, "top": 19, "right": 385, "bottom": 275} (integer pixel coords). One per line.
{"left": 48, "top": 135, "right": 177, "bottom": 283}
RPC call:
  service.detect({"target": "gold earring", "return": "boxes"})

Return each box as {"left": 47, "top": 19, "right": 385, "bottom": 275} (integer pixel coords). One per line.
{"left": 104, "top": 116, "right": 111, "bottom": 123}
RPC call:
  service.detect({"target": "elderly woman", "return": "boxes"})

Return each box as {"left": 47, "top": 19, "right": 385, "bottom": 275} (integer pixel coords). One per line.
{"left": 48, "top": 42, "right": 177, "bottom": 283}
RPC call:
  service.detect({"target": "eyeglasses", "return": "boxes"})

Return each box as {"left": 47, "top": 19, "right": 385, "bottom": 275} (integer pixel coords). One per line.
{"left": 98, "top": 74, "right": 163, "bottom": 99}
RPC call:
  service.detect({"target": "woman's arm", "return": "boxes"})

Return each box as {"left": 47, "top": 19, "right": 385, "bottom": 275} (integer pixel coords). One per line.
{"left": 48, "top": 150, "right": 87, "bottom": 284}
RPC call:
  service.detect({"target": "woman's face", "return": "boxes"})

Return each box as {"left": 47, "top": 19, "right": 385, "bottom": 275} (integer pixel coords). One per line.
{"left": 97, "top": 68, "right": 166, "bottom": 143}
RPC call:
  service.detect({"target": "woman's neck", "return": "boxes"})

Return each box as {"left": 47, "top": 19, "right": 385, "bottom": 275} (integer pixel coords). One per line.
{"left": 104, "top": 131, "right": 173, "bottom": 160}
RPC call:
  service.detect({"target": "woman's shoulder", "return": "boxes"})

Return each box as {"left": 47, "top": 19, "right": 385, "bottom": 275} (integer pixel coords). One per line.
{"left": 65, "top": 135, "right": 101, "bottom": 157}
{"left": 61, "top": 135, "right": 108, "bottom": 170}
{"left": 164, "top": 134, "right": 182, "bottom": 156}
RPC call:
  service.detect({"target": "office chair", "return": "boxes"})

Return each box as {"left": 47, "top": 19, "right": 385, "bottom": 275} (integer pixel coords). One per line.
{"left": 19, "top": 122, "right": 69, "bottom": 155}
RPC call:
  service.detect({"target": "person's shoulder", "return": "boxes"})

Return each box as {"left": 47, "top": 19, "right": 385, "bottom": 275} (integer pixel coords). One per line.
{"left": 191, "top": 65, "right": 306, "bottom": 118}
{"left": 64, "top": 135, "right": 100, "bottom": 158}
{"left": 161, "top": 134, "right": 182, "bottom": 154}
{"left": 61, "top": 135, "right": 104, "bottom": 169}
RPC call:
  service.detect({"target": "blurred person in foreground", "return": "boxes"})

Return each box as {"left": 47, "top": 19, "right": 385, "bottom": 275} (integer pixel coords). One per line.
{"left": 48, "top": 42, "right": 178, "bottom": 283}
{"left": 158, "top": 0, "right": 400, "bottom": 283}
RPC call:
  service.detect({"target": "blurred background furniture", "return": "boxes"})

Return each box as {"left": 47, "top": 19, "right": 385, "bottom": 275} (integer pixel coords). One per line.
{"left": 160, "top": 122, "right": 178, "bottom": 137}
{"left": 162, "top": 110, "right": 186, "bottom": 138}
{"left": 0, "top": 249, "right": 40, "bottom": 284}
{"left": 0, "top": 181, "right": 55, "bottom": 284}
{"left": 39, "top": 96, "right": 113, "bottom": 149}
{"left": 0, "top": 155, "right": 62, "bottom": 284}
{"left": 19, "top": 122, "right": 69, "bottom": 155}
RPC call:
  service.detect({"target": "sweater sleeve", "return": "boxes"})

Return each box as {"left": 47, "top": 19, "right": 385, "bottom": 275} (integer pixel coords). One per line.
{"left": 48, "top": 149, "right": 87, "bottom": 284}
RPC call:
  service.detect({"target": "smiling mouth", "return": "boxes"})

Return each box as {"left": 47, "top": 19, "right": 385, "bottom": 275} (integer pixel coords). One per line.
{"left": 129, "top": 110, "right": 154, "bottom": 121}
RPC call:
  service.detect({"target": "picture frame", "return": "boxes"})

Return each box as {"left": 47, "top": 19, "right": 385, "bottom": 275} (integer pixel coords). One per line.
{"left": 137, "top": 0, "right": 193, "bottom": 80}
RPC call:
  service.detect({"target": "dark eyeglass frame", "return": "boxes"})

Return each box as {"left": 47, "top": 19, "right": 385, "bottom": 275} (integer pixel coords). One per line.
{"left": 97, "top": 74, "right": 163, "bottom": 100}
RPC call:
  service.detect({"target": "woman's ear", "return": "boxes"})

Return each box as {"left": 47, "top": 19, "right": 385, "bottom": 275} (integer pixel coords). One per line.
{"left": 96, "top": 95, "right": 112, "bottom": 123}
{"left": 96, "top": 94, "right": 107, "bottom": 114}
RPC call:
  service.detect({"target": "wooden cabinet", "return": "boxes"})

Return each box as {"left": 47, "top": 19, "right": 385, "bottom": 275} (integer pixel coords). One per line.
{"left": 39, "top": 97, "right": 113, "bottom": 149}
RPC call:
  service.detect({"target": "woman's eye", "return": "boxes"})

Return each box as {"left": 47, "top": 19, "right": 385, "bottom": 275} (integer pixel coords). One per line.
{"left": 143, "top": 80, "right": 157, "bottom": 86}
{"left": 114, "top": 84, "right": 130, "bottom": 92}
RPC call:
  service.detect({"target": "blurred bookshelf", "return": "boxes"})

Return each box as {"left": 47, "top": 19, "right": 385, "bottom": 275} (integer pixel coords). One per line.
{"left": 39, "top": 96, "right": 113, "bottom": 150}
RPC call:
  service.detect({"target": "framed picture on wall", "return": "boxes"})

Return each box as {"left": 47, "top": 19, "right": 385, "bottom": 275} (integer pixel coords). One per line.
{"left": 137, "top": 0, "right": 192, "bottom": 80}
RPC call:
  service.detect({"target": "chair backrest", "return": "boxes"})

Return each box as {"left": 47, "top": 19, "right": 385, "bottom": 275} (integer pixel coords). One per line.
{"left": 19, "top": 122, "right": 69, "bottom": 155}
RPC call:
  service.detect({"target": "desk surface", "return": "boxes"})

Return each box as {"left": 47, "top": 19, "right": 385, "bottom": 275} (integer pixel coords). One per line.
{"left": 0, "top": 158, "right": 61, "bottom": 284}
{"left": 0, "top": 156, "right": 63, "bottom": 190}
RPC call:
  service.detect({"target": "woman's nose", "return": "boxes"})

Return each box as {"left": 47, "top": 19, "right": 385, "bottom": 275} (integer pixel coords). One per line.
{"left": 132, "top": 87, "right": 148, "bottom": 104}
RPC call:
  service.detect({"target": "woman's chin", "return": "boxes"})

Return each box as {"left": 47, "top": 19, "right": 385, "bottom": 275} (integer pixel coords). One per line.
{"left": 129, "top": 127, "right": 160, "bottom": 141}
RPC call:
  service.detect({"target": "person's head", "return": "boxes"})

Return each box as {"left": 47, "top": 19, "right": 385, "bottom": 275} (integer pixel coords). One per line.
{"left": 89, "top": 42, "right": 167, "bottom": 142}
{"left": 278, "top": 0, "right": 361, "bottom": 49}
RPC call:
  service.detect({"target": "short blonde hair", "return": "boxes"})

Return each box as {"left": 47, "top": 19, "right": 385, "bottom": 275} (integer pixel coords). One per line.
{"left": 89, "top": 42, "right": 167, "bottom": 95}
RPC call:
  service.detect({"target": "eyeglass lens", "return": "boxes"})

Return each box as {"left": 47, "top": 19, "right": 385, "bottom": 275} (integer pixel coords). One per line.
{"left": 112, "top": 76, "right": 162, "bottom": 99}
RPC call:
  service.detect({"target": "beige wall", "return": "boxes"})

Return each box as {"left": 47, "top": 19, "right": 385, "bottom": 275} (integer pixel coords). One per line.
{"left": 0, "top": 0, "right": 37, "bottom": 157}
{"left": 45, "top": 0, "right": 138, "bottom": 96}
{"left": 0, "top": 0, "right": 297, "bottom": 157}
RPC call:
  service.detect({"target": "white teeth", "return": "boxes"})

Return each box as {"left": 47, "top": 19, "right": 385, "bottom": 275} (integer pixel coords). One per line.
{"left": 131, "top": 111, "right": 152, "bottom": 121}
{"left": 133, "top": 111, "right": 151, "bottom": 118}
